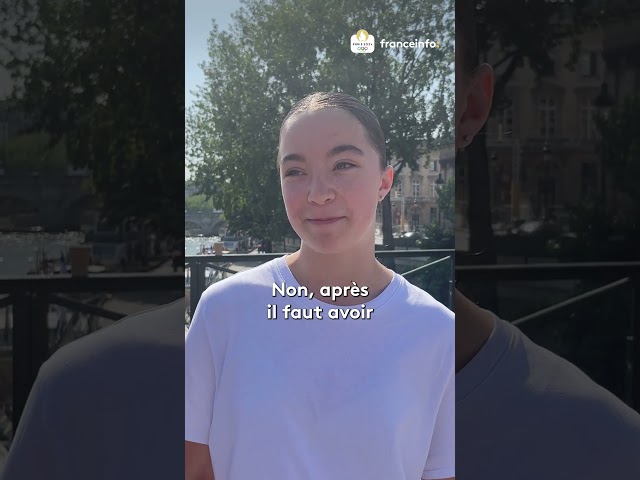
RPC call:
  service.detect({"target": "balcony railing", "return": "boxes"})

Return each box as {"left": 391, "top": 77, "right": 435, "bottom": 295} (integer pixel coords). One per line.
{"left": 185, "top": 255, "right": 640, "bottom": 412}
{"left": 390, "top": 196, "right": 432, "bottom": 202}
{"left": 456, "top": 261, "right": 640, "bottom": 412}
{"left": 0, "top": 273, "right": 183, "bottom": 437}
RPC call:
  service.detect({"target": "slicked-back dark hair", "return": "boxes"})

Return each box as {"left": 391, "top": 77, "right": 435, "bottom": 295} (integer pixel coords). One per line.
{"left": 278, "top": 92, "right": 387, "bottom": 170}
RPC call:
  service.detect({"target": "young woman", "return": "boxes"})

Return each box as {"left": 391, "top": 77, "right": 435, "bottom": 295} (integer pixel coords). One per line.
{"left": 185, "top": 92, "right": 455, "bottom": 480}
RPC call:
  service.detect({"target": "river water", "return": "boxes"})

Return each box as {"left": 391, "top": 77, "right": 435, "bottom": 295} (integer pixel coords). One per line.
{"left": 184, "top": 236, "right": 220, "bottom": 256}
{"left": 0, "top": 231, "right": 85, "bottom": 276}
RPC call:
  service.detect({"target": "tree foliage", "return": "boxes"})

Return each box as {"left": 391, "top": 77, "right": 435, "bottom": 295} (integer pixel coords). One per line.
{"left": 185, "top": 194, "right": 215, "bottom": 213}
{"left": 2, "top": 0, "right": 184, "bottom": 235}
{"left": 0, "top": 132, "right": 67, "bottom": 174}
{"left": 187, "top": 0, "right": 455, "bottom": 241}
{"left": 436, "top": 177, "right": 455, "bottom": 225}
{"left": 596, "top": 96, "right": 640, "bottom": 224}
{"left": 475, "top": 0, "right": 627, "bottom": 109}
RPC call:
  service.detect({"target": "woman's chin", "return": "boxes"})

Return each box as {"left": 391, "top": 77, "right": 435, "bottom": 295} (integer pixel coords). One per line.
{"left": 301, "top": 238, "right": 349, "bottom": 256}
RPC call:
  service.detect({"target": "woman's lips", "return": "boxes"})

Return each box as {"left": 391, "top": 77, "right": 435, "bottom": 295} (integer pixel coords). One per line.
{"left": 307, "top": 217, "right": 344, "bottom": 225}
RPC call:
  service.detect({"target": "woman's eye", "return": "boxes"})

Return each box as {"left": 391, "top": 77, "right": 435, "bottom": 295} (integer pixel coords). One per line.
{"left": 335, "top": 162, "right": 355, "bottom": 170}
{"left": 283, "top": 169, "right": 303, "bottom": 177}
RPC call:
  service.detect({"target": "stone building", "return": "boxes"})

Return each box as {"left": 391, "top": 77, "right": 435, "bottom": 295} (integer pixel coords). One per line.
{"left": 377, "top": 145, "right": 455, "bottom": 234}
{"left": 456, "top": 21, "right": 621, "bottom": 232}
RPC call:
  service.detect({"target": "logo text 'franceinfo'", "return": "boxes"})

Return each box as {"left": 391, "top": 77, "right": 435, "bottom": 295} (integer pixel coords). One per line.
{"left": 351, "top": 30, "right": 443, "bottom": 54}
{"left": 351, "top": 29, "right": 375, "bottom": 54}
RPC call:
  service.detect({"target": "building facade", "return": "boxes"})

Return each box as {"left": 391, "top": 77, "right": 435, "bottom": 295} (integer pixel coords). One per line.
{"left": 377, "top": 145, "right": 455, "bottom": 234}
{"left": 456, "top": 22, "right": 625, "bottom": 232}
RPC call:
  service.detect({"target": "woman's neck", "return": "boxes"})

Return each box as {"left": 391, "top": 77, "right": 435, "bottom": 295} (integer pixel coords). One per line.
{"left": 285, "top": 243, "right": 393, "bottom": 306}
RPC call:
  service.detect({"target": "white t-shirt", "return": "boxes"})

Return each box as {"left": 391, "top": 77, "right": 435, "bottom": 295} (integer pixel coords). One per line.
{"left": 456, "top": 313, "right": 640, "bottom": 479}
{"left": 185, "top": 256, "right": 455, "bottom": 480}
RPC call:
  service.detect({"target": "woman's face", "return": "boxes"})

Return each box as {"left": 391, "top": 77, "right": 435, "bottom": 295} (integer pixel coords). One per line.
{"left": 278, "top": 107, "right": 392, "bottom": 255}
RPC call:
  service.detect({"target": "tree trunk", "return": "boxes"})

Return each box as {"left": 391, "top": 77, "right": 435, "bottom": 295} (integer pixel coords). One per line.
{"left": 461, "top": 123, "right": 499, "bottom": 312}
{"left": 381, "top": 194, "right": 396, "bottom": 270}
{"left": 467, "top": 124, "right": 496, "bottom": 260}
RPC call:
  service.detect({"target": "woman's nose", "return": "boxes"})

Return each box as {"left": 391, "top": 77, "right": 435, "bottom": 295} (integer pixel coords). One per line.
{"left": 307, "top": 175, "right": 335, "bottom": 205}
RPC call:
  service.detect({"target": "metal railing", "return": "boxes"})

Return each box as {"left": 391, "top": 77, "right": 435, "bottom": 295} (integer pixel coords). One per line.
{"left": 185, "top": 257, "right": 640, "bottom": 409}
{"left": 185, "top": 250, "right": 456, "bottom": 319}
{"left": 456, "top": 261, "right": 640, "bottom": 412}
{"left": 0, "top": 273, "right": 183, "bottom": 434}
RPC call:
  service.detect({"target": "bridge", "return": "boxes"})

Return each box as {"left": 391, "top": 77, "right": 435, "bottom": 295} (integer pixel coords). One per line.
{"left": 185, "top": 210, "right": 225, "bottom": 236}
{"left": 0, "top": 173, "right": 99, "bottom": 230}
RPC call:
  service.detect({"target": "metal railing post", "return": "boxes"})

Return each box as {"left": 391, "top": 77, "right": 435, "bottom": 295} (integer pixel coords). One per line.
{"left": 450, "top": 253, "right": 455, "bottom": 309}
{"left": 12, "top": 292, "right": 49, "bottom": 432}
{"left": 632, "top": 274, "right": 640, "bottom": 412}
{"left": 190, "top": 260, "right": 205, "bottom": 320}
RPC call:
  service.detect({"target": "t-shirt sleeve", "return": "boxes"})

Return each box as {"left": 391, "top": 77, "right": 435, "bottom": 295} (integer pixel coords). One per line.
{"left": 185, "top": 296, "right": 216, "bottom": 445}
{"left": 422, "top": 364, "right": 455, "bottom": 479}
{"left": 2, "top": 368, "right": 56, "bottom": 479}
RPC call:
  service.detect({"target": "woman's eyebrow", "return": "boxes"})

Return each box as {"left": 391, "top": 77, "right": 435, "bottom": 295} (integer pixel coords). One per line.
{"left": 326, "top": 144, "right": 365, "bottom": 158}
{"left": 281, "top": 153, "right": 305, "bottom": 164}
{"left": 281, "top": 144, "right": 364, "bottom": 164}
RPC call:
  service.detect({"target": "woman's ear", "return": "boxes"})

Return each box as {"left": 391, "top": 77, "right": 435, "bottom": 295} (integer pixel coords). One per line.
{"left": 378, "top": 165, "right": 394, "bottom": 201}
{"left": 457, "top": 63, "right": 494, "bottom": 150}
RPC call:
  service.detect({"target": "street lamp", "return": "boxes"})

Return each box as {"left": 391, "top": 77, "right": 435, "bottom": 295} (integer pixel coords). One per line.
{"left": 434, "top": 173, "right": 445, "bottom": 226}
{"left": 594, "top": 82, "right": 614, "bottom": 119}
{"left": 594, "top": 82, "right": 615, "bottom": 208}
{"left": 401, "top": 195, "right": 405, "bottom": 232}
{"left": 542, "top": 142, "right": 552, "bottom": 163}
{"left": 541, "top": 142, "right": 553, "bottom": 221}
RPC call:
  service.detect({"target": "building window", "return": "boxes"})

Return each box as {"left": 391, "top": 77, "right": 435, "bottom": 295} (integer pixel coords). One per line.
{"left": 496, "top": 101, "right": 513, "bottom": 138}
{"left": 430, "top": 182, "right": 438, "bottom": 199}
{"left": 0, "top": 122, "right": 8, "bottom": 142}
{"left": 411, "top": 210, "right": 420, "bottom": 230}
{"left": 394, "top": 182, "right": 403, "bottom": 198}
{"left": 581, "top": 162, "right": 597, "bottom": 196}
{"left": 579, "top": 97, "right": 597, "bottom": 140}
{"left": 538, "top": 97, "right": 556, "bottom": 138}
{"left": 579, "top": 51, "right": 598, "bottom": 77}
{"left": 430, "top": 160, "right": 438, "bottom": 172}
{"left": 412, "top": 179, "right": 421, "bottom": 197}
{"left": 430, "top": 207, "right": 438, "bottom": 224}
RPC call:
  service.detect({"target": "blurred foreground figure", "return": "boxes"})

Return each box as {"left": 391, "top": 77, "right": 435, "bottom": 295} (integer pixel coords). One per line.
{"left": 455, "top": 1, "right": 640, "bottom": 478}
{"left": 1, "top": 299, "right": 184, "bottom": 480}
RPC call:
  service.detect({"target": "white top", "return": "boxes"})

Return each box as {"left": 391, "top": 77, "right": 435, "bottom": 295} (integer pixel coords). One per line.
{"left": 456, "top": 313, "right": 640, "bottom": 479}
{"left": 185, "top": 256, "right": 455, "bottom": 479}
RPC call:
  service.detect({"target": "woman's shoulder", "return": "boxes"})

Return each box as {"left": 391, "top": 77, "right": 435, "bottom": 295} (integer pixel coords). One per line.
{"left": 394, "top": 275, "right": 454, "bottom": 322}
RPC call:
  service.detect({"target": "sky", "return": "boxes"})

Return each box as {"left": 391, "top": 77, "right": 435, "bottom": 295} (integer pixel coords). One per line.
{"left": 185, "top": 0, "right": 242, "bottom": 180}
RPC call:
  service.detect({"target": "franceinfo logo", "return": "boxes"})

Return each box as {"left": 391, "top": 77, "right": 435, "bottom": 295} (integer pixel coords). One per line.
{"left": 350, "top": 29, "right": 375, "bottom": 54}
{"left": 380, "top": 38, "right": 442, "bottom": 49}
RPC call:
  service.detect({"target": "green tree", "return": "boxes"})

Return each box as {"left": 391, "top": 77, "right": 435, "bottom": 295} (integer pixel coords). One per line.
{"left": 2, "top": 0, "right": 183, "bottom": 235}
{"left": 436, "top": 177, "right": 454, "bottom": 226}
{"left": 185, "top": 194, "right": 215, "bottom": 213}
{"left": 187, "top": 0, "right": 455, "bottom": 244}
{"left": 596, "top": 95, "right": 640, "bottom": 225}
{"left": 0, "top": 132, "right": 68, "bottom": 174}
